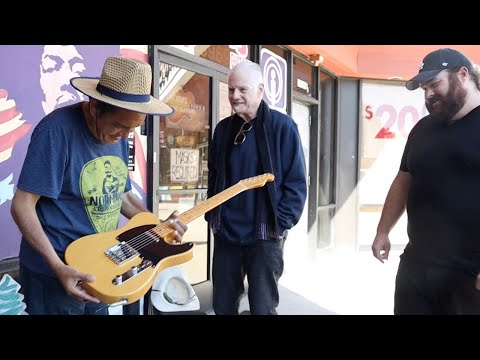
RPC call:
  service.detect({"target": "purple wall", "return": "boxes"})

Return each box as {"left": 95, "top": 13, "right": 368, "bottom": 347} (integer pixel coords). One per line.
{"left": 0, "top": 45, "right": 121, "bottom": 261}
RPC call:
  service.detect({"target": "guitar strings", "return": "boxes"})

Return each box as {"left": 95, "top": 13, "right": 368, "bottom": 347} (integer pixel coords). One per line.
{"left": 121, "top": 224, "right": 167, "bottom": 254}
{"left": 120, "top": 184, "right": 245, "bottom": 255}
{"left": 106, "top": 179, "right": 263, "bottom": 258}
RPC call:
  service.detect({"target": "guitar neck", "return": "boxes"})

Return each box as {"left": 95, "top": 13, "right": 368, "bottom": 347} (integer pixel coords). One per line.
{"left": 179, "top": 183, "right": 247, "bottom": 223}
{"left": 156, "top": 182, "right": 248, "bottom": 238}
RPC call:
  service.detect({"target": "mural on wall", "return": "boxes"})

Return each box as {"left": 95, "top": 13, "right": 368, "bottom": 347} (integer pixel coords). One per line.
{"left": 0, "top": 45, "right": 121, "bottom": 261}
{"left": 0, "top": 90, "right": 31, "bottom": 206}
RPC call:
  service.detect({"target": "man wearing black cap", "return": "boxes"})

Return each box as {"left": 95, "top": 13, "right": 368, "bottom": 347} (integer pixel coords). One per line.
{"left": 372, "top": 48, "right": 480, "bottom": 314}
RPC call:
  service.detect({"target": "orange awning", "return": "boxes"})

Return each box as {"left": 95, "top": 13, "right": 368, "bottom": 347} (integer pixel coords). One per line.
{"left": 289, "top": 45, "right": 480, "bottom": 81}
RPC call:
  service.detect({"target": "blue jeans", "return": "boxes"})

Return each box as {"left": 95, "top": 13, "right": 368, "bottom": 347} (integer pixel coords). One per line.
{"left": 212, "top": 236, "right": 285, "bottom": 315}
{"left": 20, "top": 263, "right": 109, "bottom": 315}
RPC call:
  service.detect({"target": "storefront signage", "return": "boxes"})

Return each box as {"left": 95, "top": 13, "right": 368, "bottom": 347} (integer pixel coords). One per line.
{"left": 229, "top": 45, "right": 249, "bottom": 69}
{"left": 260, "top": 48, "right": 287, "bottom": 113}
{"left": 359, "top": 82, "right": 426, "bottom": 205}
{"left": 170, "top": 148, "right": 199, "bottom": 183}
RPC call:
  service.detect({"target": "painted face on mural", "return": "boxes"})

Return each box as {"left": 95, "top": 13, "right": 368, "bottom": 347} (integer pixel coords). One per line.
{"left": 39, "top": 45, "right": 87, "bottom": 115}
{"left": 0, "top": 44, "right": 127, "bottom": 262}
{"left": 228, "top": 70, "right": 264, "bottom": 121}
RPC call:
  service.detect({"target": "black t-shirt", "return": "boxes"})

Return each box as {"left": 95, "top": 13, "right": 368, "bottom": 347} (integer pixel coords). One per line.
{"left": 400, "top": 105, "right": 480, "bottom": 271}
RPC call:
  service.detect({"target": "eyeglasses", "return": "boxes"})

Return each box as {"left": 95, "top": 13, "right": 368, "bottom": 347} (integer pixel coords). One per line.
{"left": 234, "top": 121, "right": 252, "bottom": 145}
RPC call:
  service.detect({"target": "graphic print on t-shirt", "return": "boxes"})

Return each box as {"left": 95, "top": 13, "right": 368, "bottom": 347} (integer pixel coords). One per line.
{"left": 80, "top": 156, "right": 128, "bottom": 233}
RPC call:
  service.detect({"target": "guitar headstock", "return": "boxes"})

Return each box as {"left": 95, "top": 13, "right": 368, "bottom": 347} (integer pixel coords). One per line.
{"left": 239, "top": 173, "right": 275, "bottom": 189}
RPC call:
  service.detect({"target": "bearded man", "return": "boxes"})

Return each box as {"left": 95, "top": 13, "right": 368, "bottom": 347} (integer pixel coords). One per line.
{"left": 371, "top": 48, "right": 480, "bottom": 314}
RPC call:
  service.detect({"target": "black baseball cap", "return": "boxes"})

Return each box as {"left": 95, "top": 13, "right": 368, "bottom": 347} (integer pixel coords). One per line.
{"left": 405, "top": 48, "right": 473, "bottom": 91}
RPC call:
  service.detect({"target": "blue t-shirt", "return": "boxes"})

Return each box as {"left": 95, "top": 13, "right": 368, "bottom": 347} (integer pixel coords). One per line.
{"left": 17, "top": 103, "right": 132, "bottom": 277}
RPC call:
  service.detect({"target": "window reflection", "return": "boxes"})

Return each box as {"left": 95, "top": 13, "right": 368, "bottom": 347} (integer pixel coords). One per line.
{"left": 157, "top": 62, "right": 211, "bottom": 284}
{"left": 159, "top": 68, "right": 210, "bottom": 190}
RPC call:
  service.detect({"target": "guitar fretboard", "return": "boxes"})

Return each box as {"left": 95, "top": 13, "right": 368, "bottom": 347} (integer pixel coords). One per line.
{"left": 153, "top": 182, "right": 248, "bottom": 238}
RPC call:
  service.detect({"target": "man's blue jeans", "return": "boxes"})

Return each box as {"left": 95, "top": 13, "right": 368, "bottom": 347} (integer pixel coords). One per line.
{"left": 212, "top": 236, "right": 285, "bottom": 315}
{"left": 20, "top": 263, "right": 109, "bottom": 315}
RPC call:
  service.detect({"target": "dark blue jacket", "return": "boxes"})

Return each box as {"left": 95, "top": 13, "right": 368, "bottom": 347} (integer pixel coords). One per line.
{"left": 207, "top": 100, "right": 307, "bottom": 241}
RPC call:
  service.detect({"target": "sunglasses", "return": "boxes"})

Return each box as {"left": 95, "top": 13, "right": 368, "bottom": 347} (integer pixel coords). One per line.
{"left": 234, "top": 121, "right": 253, "bottom": 145}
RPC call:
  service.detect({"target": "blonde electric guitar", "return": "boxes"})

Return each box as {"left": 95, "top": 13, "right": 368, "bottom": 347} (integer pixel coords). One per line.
{"left": 65, "top": 173, "right": 275, "bottom": 305}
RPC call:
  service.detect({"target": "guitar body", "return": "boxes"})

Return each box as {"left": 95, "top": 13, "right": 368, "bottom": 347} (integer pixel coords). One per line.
{"left": 65, "top": 212, "right": 193, "bottom": 305}
{"left": 65, "top": 173, "right": 275, "bottom": 306}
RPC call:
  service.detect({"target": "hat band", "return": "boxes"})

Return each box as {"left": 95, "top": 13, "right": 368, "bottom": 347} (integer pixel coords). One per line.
{"left": 96, "top": 83, "right": 150, "bottom": 103}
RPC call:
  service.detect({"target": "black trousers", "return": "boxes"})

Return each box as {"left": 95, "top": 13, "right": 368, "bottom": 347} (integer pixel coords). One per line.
{"left": 394, "top": 257, "right": 480, "bottom": 315}
{"left": 212, "top": 236, "right": 285, "bottom": 315}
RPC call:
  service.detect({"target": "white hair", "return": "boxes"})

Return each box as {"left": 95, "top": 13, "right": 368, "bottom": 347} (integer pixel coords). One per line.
{"left": 230, "top": 61, "right": 263, "bottom": 88}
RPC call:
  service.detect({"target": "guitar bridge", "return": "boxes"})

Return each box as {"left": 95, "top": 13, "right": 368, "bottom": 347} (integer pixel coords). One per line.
{"left": 105, "top": 242, "right": 140, "bottom": 265}
{"left": 112, "top": 259, "right": 154, "bottom": 285}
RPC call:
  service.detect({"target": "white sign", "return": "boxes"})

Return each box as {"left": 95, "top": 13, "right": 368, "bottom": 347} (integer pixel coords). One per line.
{"left": 170, "top": 148, "right": 199, "bottom": 183}
{"left": 362, "top": 82, "right": 427, "bottom": 158}
{"left": 359, "top": 81, "right": 426, "bottom": 204}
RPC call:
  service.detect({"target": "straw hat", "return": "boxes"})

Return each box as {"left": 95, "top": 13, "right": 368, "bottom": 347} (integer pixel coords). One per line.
{"left": 70, "top": 56, "right": 173, "bottom": 115}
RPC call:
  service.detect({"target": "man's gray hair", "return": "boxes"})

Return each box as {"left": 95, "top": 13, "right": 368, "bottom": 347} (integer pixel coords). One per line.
{"left": 230, "top": 61, "right": 263, "bottom": 88}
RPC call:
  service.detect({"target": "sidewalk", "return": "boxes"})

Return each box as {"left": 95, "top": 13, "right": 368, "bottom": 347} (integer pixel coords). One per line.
{"left": 279, "top": 248, "right": 402, "bottom": 315}
{"left": 239, "top": 284, "right": 336, "bottom": 315}
{"left": 109, "top": 248, "right": 401, "bottom": 315}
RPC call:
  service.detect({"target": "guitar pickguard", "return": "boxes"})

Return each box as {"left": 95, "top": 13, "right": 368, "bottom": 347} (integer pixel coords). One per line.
{"left": 116, "top": 224, "right": 194, "bottom": 265}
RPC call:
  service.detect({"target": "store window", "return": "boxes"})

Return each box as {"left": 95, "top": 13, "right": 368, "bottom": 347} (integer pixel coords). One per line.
{"left": 159, "top": 71, "right": 210, "bottom": 189}
{"left": 157, "top": 63, "right": 211, "bottom": 284}
{"left": 219, "top": 81, "right": 233, "bottom": 120}
{"left": 357, "top": 80, "right": 425, "bottom": 249}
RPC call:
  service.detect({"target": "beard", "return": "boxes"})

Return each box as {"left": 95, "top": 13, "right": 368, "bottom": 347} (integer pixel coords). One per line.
{"left": 425, "top": 73, "right": 467, "bottom": 124}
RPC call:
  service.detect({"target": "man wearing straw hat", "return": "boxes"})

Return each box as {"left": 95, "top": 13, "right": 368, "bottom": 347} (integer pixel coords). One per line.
{"left": 10, "top": 56, "right": 188, "bottom": 315}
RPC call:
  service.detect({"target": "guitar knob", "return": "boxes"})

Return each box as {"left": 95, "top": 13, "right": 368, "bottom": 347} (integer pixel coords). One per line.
{"left": 130, "top": 266, "right": 138, "bottom": 275}
{"left": 113, "top": 275, "right": 123, "bottom": 285}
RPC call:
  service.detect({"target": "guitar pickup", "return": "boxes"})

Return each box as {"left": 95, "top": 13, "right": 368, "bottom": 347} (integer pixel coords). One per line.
{"left": 105, "top": 242, "right": 140, "bottom": 265}
{"left": 112, "top": 259, "right": 153, "bottom": 285}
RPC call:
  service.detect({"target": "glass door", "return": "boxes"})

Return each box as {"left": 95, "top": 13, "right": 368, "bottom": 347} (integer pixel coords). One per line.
{"left": 156, "top": 63, "right": 211, "bottom": 285}
{"left": 150, "top": 48, "right": 230, "bottom": 305}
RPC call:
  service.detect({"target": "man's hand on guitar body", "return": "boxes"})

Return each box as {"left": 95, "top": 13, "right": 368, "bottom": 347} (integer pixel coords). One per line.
{"left": 164, "top": 210, "right": 188, "bottom": 244}
{"left": 53, "top": 262, "right": 101, "bottom": 303}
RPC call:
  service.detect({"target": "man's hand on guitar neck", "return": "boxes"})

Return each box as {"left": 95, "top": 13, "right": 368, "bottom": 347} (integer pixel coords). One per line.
{"left": 164, "top": 210, "right": 188, "bottom": 244}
